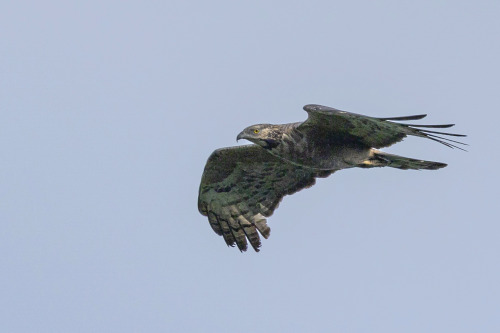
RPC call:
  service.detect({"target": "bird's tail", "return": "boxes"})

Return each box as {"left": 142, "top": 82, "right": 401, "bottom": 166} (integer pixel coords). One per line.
{"left": 360, "top": 149, "right": 447, "bottom": 170}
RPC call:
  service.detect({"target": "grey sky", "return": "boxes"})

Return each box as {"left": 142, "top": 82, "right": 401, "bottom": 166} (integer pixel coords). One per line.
{"left": 1, "top": 1, "right": 499, "bottom": 332}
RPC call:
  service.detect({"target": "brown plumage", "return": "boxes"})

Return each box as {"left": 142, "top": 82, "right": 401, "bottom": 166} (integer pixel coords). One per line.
{"left": 198, "top": 104, "right": 466, "bottom": 252}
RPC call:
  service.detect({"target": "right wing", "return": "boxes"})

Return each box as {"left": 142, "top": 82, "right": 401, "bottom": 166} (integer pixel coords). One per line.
{"left": 198, "top": 145, "right": 334, "bottom": 252}
{"left": 298, "top": 104, "right": 467, "bottom": 150}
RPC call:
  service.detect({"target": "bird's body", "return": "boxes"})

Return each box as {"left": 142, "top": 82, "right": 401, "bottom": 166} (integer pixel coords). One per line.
{"left": 264, "top": 123, "right": 372, "bottom": 170}
{"left": 198, "top": 104, "right": 466, "bottom": 252}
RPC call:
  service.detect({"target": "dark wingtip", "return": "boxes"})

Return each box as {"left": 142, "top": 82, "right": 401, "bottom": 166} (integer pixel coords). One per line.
{"left": 247, "top": 238, "right": 261, "bottom": 252}
{"left": 404, "top": 123, "right": 456, "bottom": 129}
{"left": 378, "top": 114, "right": 427, "bottom": 121}
{"left": 418, "top": 129, "right": 467, "bottom": 137}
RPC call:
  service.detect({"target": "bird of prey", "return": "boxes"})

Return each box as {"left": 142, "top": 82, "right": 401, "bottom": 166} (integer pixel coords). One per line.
{"left": 198, "top": 104, "right": 465, "bottom": 252}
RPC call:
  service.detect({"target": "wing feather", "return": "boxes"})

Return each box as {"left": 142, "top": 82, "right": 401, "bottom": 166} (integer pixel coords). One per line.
{"left": 377, "top": 114, "right": 427, "bottom": 121}
{"left": 198, "top": 145, "right": 334, "bottom": 252}
{"left": 299, "top": 104, "right": 466, "bottom": 149}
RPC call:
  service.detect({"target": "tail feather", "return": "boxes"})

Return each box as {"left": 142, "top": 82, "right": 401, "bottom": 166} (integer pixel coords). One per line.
{"left": 361, "top": 150, "right": 447, "bottom": 170}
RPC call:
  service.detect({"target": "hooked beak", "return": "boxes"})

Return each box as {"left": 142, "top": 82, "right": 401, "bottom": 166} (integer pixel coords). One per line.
{"left": 236, "top": 131, "right": 246, "bottom": 142}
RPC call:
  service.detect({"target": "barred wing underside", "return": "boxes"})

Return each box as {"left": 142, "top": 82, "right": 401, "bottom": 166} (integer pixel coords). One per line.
{"left": 198, "top": 145, "right": 333, "bottom": 252}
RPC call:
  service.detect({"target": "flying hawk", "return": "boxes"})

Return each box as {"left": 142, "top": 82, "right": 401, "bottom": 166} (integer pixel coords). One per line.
{"left": 198, "top": 104, "right": 465, "bottom": 252}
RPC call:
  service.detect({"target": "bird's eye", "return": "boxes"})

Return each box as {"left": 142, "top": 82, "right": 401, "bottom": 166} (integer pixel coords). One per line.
{"left": 253, "top": 129, "right": 260, "bottom": 134}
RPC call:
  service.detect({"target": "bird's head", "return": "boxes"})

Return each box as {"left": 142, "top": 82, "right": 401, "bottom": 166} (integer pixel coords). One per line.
{"left": 236, "top": 124, "right": 281, "bottom": 149}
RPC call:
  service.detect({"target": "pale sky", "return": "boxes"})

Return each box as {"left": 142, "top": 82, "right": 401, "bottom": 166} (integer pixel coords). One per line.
{"left": 1, "top": 1, "right": 499, "bottom": 332}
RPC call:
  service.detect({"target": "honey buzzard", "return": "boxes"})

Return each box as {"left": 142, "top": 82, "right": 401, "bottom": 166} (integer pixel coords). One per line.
{"left": 198, "top": 104, "right": 465, "bottom": 252}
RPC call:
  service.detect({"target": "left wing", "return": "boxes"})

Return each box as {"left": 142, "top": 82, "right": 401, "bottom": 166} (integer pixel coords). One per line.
{"left": 298, "top": 104, "right": 467, "bottom": 150}
{"left": 198, "top": 145, "right": 334, "bottom": 252}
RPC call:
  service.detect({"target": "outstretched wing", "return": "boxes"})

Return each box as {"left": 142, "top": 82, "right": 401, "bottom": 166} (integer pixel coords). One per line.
{"left": 298, "top": 104, "right": 467, "bottom": 150}
{"left": 198, "top": 145, "right": 333, "bottom": 252}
